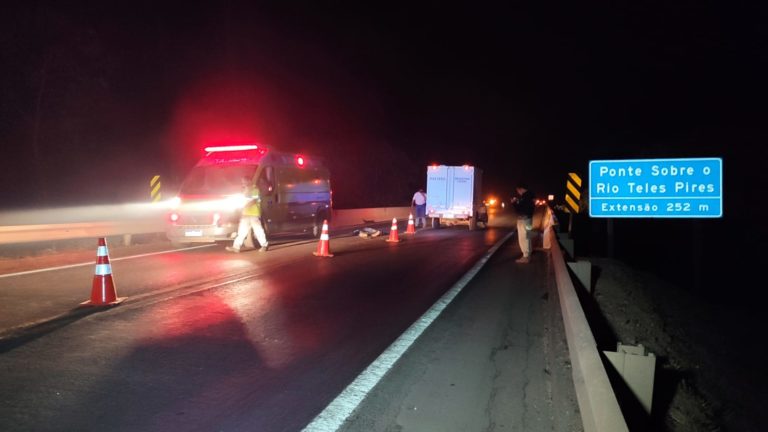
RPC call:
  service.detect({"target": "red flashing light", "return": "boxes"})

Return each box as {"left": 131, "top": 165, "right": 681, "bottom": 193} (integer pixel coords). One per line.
{"left": 204, "top": 144, "right": 260, "bottom": 153}
{"left": 170, "top": 212, "right": 179, "bottom": 222}
{"left": 199, "top": 144, "right": 268, "bottom": 166}
{"left": 296, "top": 155, "right": 305, "bottom": 167}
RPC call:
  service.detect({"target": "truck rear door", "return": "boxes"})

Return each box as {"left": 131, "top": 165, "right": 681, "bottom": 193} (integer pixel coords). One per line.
{"left": 451, "top": 166, "right": 475, "bottom": 217}
{"left": 426, "top": 165, "right": 449, "bottom": 215}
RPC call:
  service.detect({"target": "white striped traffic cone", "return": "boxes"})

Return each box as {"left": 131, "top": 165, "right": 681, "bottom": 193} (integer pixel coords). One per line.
{"left": 406, "top": 213, "right": 416, "bottom": 234}
{"left": 81, "top": 237, "right": 125, "bottom": 307}
{"left": 386, "top": 218, "right": 400, "bottom": 242}
{"left": 313, "top": 220, "right": 334, "bottom": 257}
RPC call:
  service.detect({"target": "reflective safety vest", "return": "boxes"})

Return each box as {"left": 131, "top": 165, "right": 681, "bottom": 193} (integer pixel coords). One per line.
{"left": 242, "top": 187, "right": 262, "bottom": 217}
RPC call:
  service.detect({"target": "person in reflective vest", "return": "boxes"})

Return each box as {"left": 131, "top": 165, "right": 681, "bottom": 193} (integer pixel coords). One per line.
{"left": 227, "top": 176, "right": 269, "bottom": 253}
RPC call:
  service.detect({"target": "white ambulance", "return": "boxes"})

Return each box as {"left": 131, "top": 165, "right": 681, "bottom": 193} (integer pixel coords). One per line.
{"left": 166, "top": 144, "right": 332, "bottom": 244}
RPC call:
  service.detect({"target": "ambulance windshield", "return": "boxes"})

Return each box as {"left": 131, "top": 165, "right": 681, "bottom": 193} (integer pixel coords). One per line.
{"left": 179, "top": 164, "right": 257, "bottom": 195}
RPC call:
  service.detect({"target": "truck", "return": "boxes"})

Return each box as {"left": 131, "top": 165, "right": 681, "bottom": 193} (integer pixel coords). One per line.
{"left": 166, "top": 144, "right": 332, "bottom": 245}
{"left": 426, "top": 164, "right": 488, "bottom": 230}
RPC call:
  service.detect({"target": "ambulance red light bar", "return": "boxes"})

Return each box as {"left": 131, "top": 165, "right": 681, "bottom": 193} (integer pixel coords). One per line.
{"left": 204, "top": 144, "right": 260, "bottom": 153}
{"left": 296, "top": 155, "right": 305, "bottom": 167}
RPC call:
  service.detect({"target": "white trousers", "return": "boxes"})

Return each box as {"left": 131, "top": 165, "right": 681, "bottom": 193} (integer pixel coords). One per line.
{"left": 233, "top": 215, "right": 268, "bottom": 249}
{"left": 516, "top": 217, "right": 532, "bottom": 257}
{"left": 543, "top": 226, "right": 554, "bottom": 249}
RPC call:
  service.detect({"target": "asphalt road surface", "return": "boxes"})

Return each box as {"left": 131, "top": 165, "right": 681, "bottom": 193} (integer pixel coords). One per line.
{"left": 0, "top": 211, "right": 580, "bottom": 431}
{"left": 334, "top": 236, "right": 581, "bottom": 432}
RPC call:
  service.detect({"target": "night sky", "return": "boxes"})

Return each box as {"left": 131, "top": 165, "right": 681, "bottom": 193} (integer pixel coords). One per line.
{"left": 0, "top": 2, "right": 764, "bottom": 212}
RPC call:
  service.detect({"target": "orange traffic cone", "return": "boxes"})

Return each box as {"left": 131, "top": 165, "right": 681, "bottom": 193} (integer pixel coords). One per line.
{"left": 81, "top": 237, "right": 125, "bottom": 307}
{"left": 313, "top": 219, "right": 334, "bottom": 257}
{"left": 406, "top": 213, "right": 416, "bottom": 234}
{"left": 386, "top": 217, "right": 401, "bottom": 242}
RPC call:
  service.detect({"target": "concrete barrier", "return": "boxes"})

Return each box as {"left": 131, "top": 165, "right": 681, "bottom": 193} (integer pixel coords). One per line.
{"left": 551, "top": 236, "right": 629, "bottom": 432}
{"left": 0, "top": 220, "right": 166, "bottom": 245}
{"left": 0, "top": 207, "right": 415, "bottom": 244}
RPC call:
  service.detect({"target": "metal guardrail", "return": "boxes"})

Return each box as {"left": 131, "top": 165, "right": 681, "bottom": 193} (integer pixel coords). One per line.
{"left": 551, "top": 234, "right": 629, "bottom": 432}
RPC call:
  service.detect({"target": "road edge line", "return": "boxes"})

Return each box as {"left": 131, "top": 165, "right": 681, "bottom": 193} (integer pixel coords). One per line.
{"left": 0, "top": 245, "right": 214, "bottom": 279}
{"left": 301, "top": 230, "right": 515, "bottom": 432}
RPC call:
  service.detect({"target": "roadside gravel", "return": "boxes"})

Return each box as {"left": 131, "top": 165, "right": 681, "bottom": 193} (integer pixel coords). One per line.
{"left": 588, "top": 256, "right": 761, "bottom": 431}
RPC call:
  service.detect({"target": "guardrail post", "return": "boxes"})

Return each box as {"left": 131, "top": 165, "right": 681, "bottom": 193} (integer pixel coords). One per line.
{"left": 604, "top": 343, "right": 656, "bottom": 415}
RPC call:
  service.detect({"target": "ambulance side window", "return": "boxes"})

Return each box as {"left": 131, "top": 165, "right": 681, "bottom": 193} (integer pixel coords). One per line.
{"left": 258, "top": 166, "right": 274, "bottom": 194}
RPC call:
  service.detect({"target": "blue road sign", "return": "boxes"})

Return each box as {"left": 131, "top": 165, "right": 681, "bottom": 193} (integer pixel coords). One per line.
{"left": 589, "top": 158, "right": 723, "bottom": 218}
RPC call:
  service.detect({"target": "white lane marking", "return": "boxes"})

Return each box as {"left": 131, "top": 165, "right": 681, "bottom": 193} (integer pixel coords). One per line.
{"left": 0, "top": 244, "right": 215, "bottom": 279}
{"left": 302, "top": 231, "right": 515, "bottom": 432}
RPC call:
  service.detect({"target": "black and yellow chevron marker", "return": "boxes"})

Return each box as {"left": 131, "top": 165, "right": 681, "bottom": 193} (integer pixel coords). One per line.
{"left": 565, "top": 172, "right": 582, "bottom": 214}
{"left": 150, "top": 175, "right": 162, "bottom": 202}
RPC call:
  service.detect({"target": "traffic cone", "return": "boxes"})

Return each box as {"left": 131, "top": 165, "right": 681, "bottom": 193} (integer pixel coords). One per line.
{"left": 406, "top": 213, "right": 416, "bottom": 234}
{"left": 386, "top": 217, "right": 400, "bottom": 242}
{"left": 313, "top": 219, "right": 334, "bottom": 257}
{"left": 81, "top": 237, "right": 125, "bottom": 307}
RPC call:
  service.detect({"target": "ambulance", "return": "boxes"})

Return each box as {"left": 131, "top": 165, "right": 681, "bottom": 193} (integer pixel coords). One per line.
{"left": 166, "top": 144, "right": 332, "bottom": 244}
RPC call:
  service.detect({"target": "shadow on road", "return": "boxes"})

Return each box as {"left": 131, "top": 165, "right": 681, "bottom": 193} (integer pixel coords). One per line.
{"left": 0, "top": 307, "right": 102, "bottom": 354}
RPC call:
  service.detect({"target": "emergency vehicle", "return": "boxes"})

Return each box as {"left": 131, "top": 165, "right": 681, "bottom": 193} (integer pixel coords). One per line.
{"left": 166, "top": 144, "right": 332, "bottom": 245}
{"left": 426, "top": 164, "right": 488, "bottom": 230}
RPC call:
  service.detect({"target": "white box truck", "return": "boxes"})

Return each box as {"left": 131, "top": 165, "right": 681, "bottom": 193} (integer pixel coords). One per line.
{"left": 426, "top": 165, "right": 488, "bottom": 230}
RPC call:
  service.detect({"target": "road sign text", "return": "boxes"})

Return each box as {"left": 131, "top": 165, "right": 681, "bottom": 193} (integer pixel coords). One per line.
{"left": 589, "top": 158, "right": 723, "bottom": 218}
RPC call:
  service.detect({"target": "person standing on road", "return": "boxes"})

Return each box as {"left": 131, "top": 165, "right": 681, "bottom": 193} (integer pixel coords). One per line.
{"left": 511, "top": 182, "right": 535, "bottom": 263}
{"left": 227, "top": 176, "right": 269, "bottom": 253}
{"left": 411, "top": 188, "right": 427, "bottom": 228}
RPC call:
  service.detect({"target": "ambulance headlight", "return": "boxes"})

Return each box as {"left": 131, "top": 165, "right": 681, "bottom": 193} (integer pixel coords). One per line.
{"left": 223, "top": 194, "right": 249, "bottom": 210}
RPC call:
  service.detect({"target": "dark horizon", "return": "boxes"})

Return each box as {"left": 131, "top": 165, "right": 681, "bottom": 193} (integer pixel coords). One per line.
{"left": 0, "top": 2, "right": 762, "bottom": 211}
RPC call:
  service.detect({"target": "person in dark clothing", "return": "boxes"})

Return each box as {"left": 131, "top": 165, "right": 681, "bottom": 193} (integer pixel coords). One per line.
{"left": 511, "top": 183, "right": 535, "bottom": 263}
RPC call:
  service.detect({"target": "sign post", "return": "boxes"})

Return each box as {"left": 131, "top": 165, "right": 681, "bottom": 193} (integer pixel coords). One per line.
{"left": 589, "top": 158, "right": 723, "bottom": 218}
